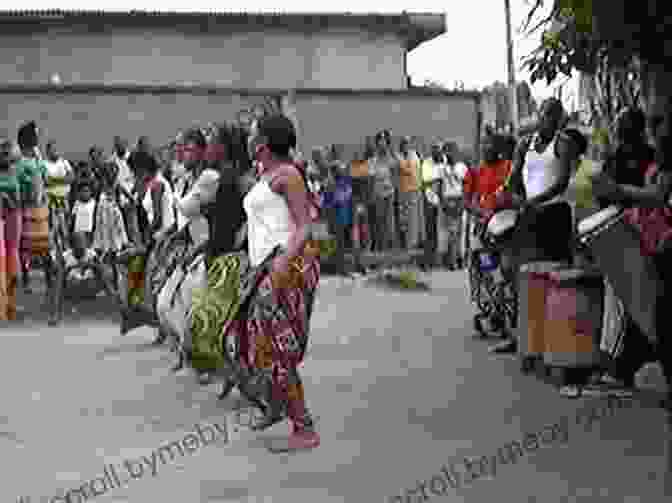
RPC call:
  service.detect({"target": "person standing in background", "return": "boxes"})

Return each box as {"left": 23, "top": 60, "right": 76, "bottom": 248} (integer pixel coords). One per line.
{"left": 398, "top": 137, "right": 422, "bottom": 250}
{"left": 44, "top": 141, "right": 74, "bottom": 251}
{"left": 437, "top": 147, "right": 466, "bottom": 270}
{"left": 15, "top": 121, "right": 49, "bottom": 294}
{"left": 420, "top": 143, "right": 442, "bottom": 269}
{"left": 369, "top": 131, "right": 397, "bottom": 252}
{"left": 350, "top": 146, "right": 371, "bottom": 272}
{"left": 441, "top": 141, "right": 468, "bottom": 269}
{"left": 0, "top": 138, "right": 21, "bottom": 320}
{"left": 322, "top": 153, "right": 354, "bottom": 277}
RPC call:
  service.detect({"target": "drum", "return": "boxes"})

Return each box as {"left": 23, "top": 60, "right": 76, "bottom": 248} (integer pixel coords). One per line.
{"left": 517, "top": 262, "right": 566, "bottom": 370}
{"left": 543, "top": 268, "right": 603, "bottom": 369}
{"left": 577, "top": 205, "right": 660, "bottom": 343}
{"left": 487, "top": 209, "right": 518, "bottom": 239}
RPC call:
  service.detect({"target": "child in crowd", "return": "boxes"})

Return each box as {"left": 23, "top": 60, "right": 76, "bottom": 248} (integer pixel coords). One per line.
{"left": 63, "top": 231, "right": 97, "bottom": 282}
{"left": 70, "top": 182, "right": 97, "bottom": 246}
{"left": 93, "top": 162, "right": 129, "bottom": 258}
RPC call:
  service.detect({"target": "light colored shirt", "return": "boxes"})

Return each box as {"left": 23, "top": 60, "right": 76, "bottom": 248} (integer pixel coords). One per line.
{"left": 112, "top": 150, "right": 134, "bottom": 198}
{"left": 45, "top": 157, "right": 73, "bottom": 200}
{"left": 244, "top": 178, "right": 293, "bottom": 267}
{"left": 440, "top": 163, "right": 466, "bottom": 198}
{"left": 422, "top": 159, "right": 442, "bottom": 206}
{"left": 73, "top": 199, "right": 96, "bottom": 233}
{"left": 142, "top": 173, "right": 176, "bottom": 238}
{"left": 178, "top": 168, "right": 220, "bottom": 219}
{"left": 370, "top": 155, "right": 396, "bottom": 199}
{"left": 522, "top": 133, "right": 565, "bottom": 205}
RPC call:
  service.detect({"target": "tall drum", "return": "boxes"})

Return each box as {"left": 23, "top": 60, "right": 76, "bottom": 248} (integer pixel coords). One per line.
{"left": 543, "top": 268, "right": 603, "bottom": 369}
{"left": 517, "top": 262, "right": 565, "bottom": 372}
{"left": 577, "top": 206, "right": 661, "bottom": 343}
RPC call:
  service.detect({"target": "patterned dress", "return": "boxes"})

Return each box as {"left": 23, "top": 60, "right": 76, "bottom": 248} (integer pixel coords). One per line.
{"left": 0, "top": 166, "right": 20, "bottom": 320}
{"left": 230, "top": 171, "right": 320, "bottom": 433}
{"left": 15, "top": 156, "right": 49, "bottom": 265}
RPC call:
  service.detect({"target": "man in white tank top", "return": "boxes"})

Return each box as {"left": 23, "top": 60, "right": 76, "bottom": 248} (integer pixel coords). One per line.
{"left": 492, "top": 98, "right": 587, "bottom": 355}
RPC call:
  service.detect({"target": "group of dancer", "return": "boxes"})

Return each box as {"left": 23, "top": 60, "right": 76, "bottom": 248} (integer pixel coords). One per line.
{"left": 1, "top": 115, "right": 322, "bottom": 452}
{"left": 119, "top": 116, "right": 321, "bottom": 453}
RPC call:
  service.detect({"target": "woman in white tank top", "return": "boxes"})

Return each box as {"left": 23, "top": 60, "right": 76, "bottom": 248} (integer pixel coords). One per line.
{"left": 231, "top": 116, "right": 321, "bottom": 453}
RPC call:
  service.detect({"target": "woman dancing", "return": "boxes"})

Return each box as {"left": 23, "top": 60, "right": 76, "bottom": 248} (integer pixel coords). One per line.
{"left": 156, "top": 126, "right": 232, "bottom": 370}
{"left": 227, "top": 115, "right": 321, "bottom": 452}
{"left": 120, "top": 146, "right": 176, "bottom": 336}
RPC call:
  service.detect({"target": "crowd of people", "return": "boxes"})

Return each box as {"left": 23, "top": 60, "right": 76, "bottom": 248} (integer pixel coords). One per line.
{"left": 306, "top": 131, "right": 486, "bottom": 275}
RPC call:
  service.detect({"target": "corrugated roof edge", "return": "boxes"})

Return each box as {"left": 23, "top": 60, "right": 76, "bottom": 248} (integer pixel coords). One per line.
{"left": 0, "top": 10, "right": 445, "bottom": 51}
{"left": 0, "top": 83, "right": 479, "bottom": 100}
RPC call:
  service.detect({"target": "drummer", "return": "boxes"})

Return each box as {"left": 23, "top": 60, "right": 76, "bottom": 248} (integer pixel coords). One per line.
{"left": 494, "top": 98, "right": 588, "bottom": 354}
{"left": 592, "top": 97, "right": 672, "bottom": 410}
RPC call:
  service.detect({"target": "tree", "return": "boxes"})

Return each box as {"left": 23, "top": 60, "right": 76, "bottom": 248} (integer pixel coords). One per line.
{"left": 481, "top": 81, "right": 537, "bottom": 132}
{"left": 522, "top": 0, "right": 672, "bottom": 143}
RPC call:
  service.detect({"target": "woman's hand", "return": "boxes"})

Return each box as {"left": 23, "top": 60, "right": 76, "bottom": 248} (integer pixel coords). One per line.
{"left": 271, "top": 254, "right": 293, "bottom": 289}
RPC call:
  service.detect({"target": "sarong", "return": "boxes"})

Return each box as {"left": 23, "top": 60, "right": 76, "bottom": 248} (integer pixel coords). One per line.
{"left": 189, "top": 252, "right": 254, "bottom": 372}
{"left": 20, "top": 206, "right": 50, "bottom": 266}
{"left": 2, "top": 208, "right": 20, "bottom": 320}
{"left": 0, "top": 213, "right": 7, "bottom": 320}
{"left": 231, "top": 248, "right": 320, "bottom": 427}
{"left": 121, "top": 231, "right": 191, "bottom": 331}
{"left": 156, "top": 252, "right": 208, "bottom": 348}
{"left": 144, "top": 232, "right": 191, "bottom": 313}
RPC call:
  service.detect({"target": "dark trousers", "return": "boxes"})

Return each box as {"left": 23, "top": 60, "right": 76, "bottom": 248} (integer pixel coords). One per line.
{"left": 370, "top": 196, "right": 395, "bottom": 252}
{"left": 423, "top": 200, "right": 438, "bottom": 266}
{"left": 332, "top": 221, "right": 353, "bottom": 274}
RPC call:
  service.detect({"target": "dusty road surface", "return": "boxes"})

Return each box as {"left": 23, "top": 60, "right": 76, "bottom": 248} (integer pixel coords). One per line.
{"left": 1, "top": 271, "right": 670, "bottom": 503}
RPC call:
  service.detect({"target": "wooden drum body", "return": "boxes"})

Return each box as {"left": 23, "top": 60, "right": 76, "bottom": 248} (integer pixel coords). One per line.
{"left": 577, "top": 205, "right": 660, "bottom": 343}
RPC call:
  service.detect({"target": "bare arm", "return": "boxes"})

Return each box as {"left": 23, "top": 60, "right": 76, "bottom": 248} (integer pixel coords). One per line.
{"left": 150, "top": 183, "right": 164, "bottom": 234}
{"left": 269, "top": 165, "right": 312, "bottom": 262}
{"left": 615, "top": 171, "right": 672, "bottom": 208}
{"left": 177, "top": 169, "right": 220, "bottom": 218}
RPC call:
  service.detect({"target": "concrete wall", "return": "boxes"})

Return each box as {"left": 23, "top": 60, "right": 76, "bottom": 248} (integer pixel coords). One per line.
{"left": 0, "top": 88, "right": 479, "bottom": 162}
{"left": 0, "top": 25, "right": 405, "bottom": 90}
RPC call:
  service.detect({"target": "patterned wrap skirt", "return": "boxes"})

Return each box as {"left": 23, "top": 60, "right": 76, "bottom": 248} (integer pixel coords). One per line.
{"left": 20, "top": 206, "right": 50, "bottom": 265}
{"left": 1, "top": 208, "right": 21, "bottom": 320}
{"left": 0, "top": 212, "right": 6, "bottom": 320}
{"left": 186, "top": 246, "right": 320, "bottom": 383}
{"left": 122, "top": 231, "right": 192, "bottom": 330}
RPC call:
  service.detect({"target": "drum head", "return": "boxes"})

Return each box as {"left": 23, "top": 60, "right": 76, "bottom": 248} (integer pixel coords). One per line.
{"left": 487, "top": 209, "right": 518, "bottom": 237}
{"left": 577, "top": 205, "right": 622, "bottom": 236}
